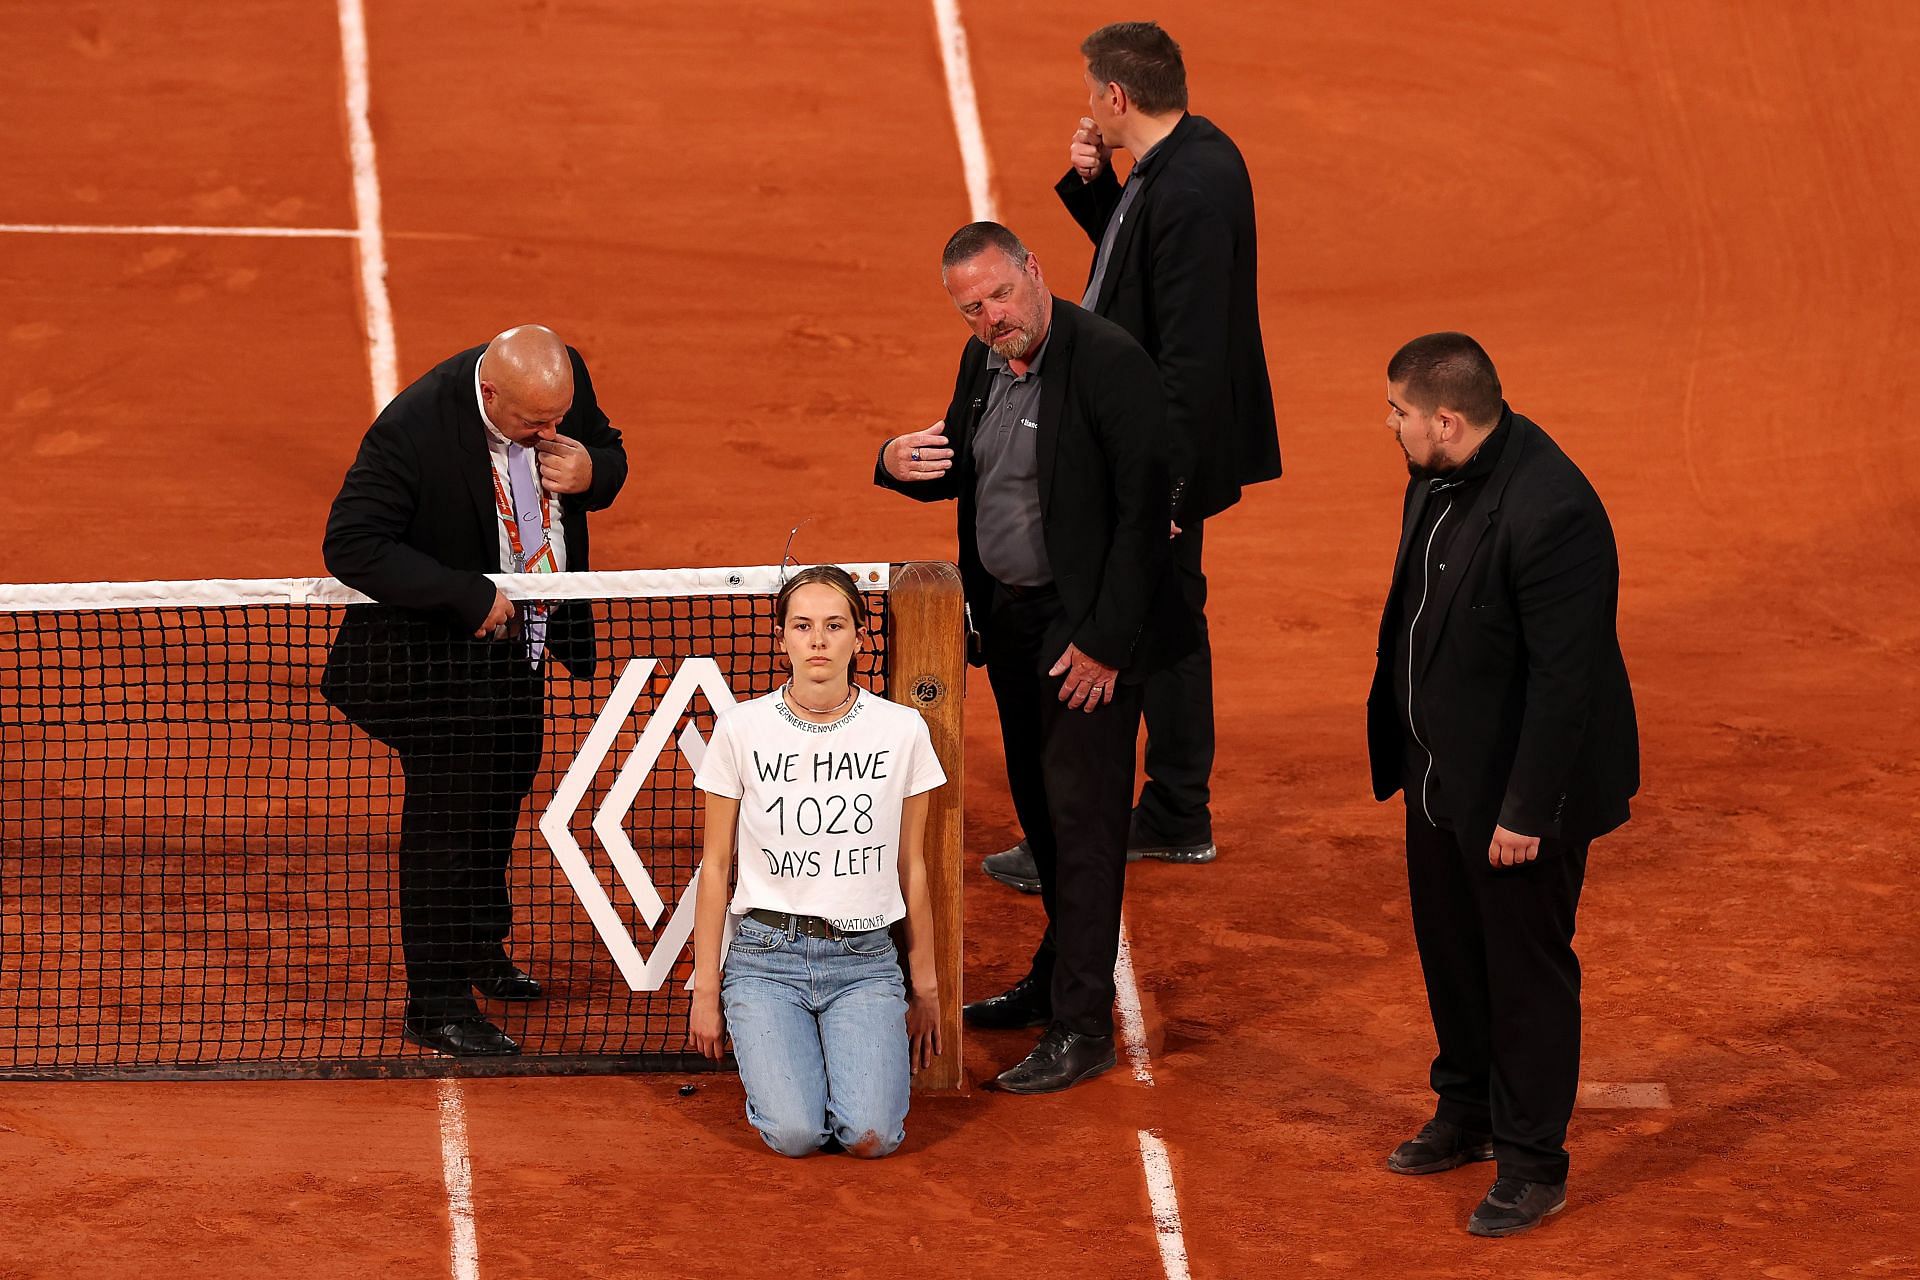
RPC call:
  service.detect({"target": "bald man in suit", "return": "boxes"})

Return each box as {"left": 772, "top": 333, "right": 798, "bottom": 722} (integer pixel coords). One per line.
{"left": 323, "top": 325, "right": 628, "bottom": 1056}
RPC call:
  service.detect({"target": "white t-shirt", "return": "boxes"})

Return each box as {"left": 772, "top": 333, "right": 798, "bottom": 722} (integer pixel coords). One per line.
{"left": 694, "top": 687, "right": 947, "bottom": 932}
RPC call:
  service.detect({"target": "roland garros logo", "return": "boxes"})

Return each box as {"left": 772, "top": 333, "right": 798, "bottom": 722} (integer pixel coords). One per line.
{"left": 538, "top": 658, "right": 737, "bottom": 992}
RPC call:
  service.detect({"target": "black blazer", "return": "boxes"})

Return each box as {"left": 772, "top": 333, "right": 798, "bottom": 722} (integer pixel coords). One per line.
{"left": 1366, "top": 411, "right": 1639, "bottom": 853}
{"left": 875, "top": 298, "right": 1193, "bottom": 679}
{"left": 1057, "top": 113, "right": 1281, "bottom": 522}
{"left": 321, "top": 344, "right": 627, "bottom": 737}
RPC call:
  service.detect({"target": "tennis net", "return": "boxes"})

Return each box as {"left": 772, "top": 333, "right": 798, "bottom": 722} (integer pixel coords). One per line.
{"left": 0, "top": 564, "right": 963, "bottom": 1080}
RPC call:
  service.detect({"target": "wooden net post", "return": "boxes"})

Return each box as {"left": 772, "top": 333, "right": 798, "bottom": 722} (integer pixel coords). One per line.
{"left": 886, "top": 561, "right": 967, "bottom": 1093}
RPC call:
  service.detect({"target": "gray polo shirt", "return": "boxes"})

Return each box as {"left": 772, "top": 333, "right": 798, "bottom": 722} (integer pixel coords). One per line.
{"left": 972, "top": 333, "right": 1052, "bottom": 588}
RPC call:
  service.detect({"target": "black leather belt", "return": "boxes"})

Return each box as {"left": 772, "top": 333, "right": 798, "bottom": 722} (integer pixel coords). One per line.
{"left": 745, "top": 908, "right": 844, "bottom": 940}
{"left": 998, "top": 580, "right": 1058, "bottom": 601}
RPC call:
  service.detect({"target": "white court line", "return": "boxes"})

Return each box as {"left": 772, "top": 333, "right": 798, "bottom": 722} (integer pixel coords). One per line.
{"left": 930, "top": 0, "right": 996, "bottom": 221}
{"left": 1578, "top": 1081, "right": 1674, "bottom": 1109}
{"left": 332, "top": 2, "right": 460, "bottom": 1275}
{"left": 929, "top": 5, "right": 1189, "bottom": 1276}
{"left": 436, "top": 1079, "right": 482, "bottom": 1280}
{"left": 0, "top": 223, "right": 356, "bottom": 238}
{"left": 1114, "top": 918, "right": 1155, "bottom": 1085}
{"left": 1119, "top": 930, "right": 1187, "bottom": 1274}
{"left": 1137, "top": 1131, "right": 1193, "bottom": 1280}
{"left": 335, "top": 0, "right": 399, "bottom": 412}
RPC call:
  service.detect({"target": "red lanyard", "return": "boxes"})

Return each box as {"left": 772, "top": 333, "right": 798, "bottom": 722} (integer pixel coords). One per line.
{"left": 489, "top": 457, "right": 556, "bottom": 573}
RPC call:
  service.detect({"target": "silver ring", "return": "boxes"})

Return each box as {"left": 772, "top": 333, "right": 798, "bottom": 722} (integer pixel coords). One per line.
{"left": 911, "top": 447, "right": 921, "bottom": 462}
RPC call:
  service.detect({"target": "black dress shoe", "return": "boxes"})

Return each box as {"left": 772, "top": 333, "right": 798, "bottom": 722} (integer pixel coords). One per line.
{"left": 1467, "top": 1177, "right": 1567, "bottom": 1237}
{"left": 994, "top": 1025, "right": 1117, "bottom": 1094}
{"left": 403, "top": 1016, "right": 521, "bottom": 1057}
{"left": 963, "top": 976, "right": 1052, "bottom": 1030}
{"left": 472, "top": 959, "right": 543, "bottom": 1001}
{"left": 1387, "top": 1117, "right": 1496, "bottom": 1175}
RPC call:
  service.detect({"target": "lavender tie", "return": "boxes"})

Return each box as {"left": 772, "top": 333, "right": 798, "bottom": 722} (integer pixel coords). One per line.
{"left": 505, "top": 442, "right": 549, "bottom": 662}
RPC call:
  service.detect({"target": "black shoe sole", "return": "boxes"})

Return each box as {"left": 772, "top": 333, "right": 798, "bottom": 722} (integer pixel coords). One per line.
{"left": 1468, "top": 1197, "right": 1567, "bottom": 1238}
{"left": 979, "top": 859, "right": 1042, "bottom": 894}
{"left": 1129, "top": 843, "right": 1218, "bottom": 863}
{"left": 473, "top": 985, "right": 544, "bottom": 1001}
{"left": 994, "top": 1050, "right": 1118, "bottom": 1095}
{"left": 1386, "top": 1142, "right": 1496, "bottom": 1175}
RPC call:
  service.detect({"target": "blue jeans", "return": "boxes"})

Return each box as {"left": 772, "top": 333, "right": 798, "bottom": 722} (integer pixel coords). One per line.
{"left": 721, "top": 916, "right": 910, "bottom": 1158}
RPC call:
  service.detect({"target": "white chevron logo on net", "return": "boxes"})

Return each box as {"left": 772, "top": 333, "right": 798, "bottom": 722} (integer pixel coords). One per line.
{"left": 538, "top": 657, "right": 737, "bottom": 992}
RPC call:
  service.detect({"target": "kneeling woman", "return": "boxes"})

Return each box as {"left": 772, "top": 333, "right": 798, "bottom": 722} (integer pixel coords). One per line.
{"left": 690, "top": 565, "right": 946, "bottom": 1157}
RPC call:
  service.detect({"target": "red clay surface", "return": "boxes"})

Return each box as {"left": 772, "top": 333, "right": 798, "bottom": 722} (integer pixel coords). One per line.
{"left": 4, "top": 1, "right": 1919, "bottom": 1276}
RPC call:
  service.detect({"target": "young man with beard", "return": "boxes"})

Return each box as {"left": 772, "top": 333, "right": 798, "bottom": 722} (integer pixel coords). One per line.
{"left": 1369, "top": 332, "right": 1638, "bottom": 1236}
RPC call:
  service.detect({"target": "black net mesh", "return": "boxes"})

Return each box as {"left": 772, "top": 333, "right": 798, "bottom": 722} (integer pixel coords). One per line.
{"left": 0, "top": 584, "right": 890, "bottom": 1078}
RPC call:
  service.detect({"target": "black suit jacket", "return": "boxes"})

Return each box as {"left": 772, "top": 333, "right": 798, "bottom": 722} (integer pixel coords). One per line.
{"left": 875, "top": 298, "right": 1193, "bottom": 679}
{"left": 1366, "top": 411, "right": 1639, "bottom": 854}
{"left": 1057, "top": 113, "right": 1281, "bottom": 522}
{"left": 321, "top": 344, "right": 628, "bottom": 740}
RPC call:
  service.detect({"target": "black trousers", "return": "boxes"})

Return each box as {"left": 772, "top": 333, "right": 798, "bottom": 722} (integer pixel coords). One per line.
{"left": 1133, "top": 520, "right": 1214, "bottom": 845}
{"left": 1405, "top": 804, "right": 1589, "bottom": 1184}
{"left": 985, "top": 585, "right": 1142, "bottom": 1037}
{"left": 393, "top": 654, "right": 546, "bottom": 1022}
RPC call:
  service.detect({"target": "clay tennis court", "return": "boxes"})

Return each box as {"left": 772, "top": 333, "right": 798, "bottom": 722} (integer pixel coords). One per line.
{"left": 3, "top": 1, "right": 1917, "bottom": 1276}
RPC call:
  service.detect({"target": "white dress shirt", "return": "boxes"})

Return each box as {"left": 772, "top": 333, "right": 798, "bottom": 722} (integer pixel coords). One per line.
{"left": 474, "top": 355, "right": 567, "bottom": 574}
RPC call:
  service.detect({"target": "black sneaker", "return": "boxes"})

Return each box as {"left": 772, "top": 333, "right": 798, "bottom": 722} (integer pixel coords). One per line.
{"left": 1467, "top": 1177, "right": 1568, "bottom": 1238}
{"left": 980, "top": 840, "right": 1041, "bottom": 893}
{"left": 1386, "top": 1118, "right": 1496, "bottom": 1175}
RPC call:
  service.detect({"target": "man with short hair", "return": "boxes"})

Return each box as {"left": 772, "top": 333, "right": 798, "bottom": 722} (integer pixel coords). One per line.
{"left": 1369, "top": 332, "right": 1638, "bottom": 1237}
{"left": 875, "top": 223, "right": 1190, "bottom": 1093}
{"left": 981, "top": 20, "right": 1280, "bottom": 893}
{"left": 323, "top": 325, "right": 628, "bottom": 1057}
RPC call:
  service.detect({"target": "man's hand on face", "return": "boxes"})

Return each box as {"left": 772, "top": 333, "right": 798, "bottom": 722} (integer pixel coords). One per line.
{"left": 1071, "top": 117, "right": 1111, "bottom": 182}
{"left": 535, "top": 435, "right": 594, "bottom": 495}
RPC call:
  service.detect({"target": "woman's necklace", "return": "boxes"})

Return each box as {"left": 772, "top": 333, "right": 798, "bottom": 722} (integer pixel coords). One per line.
{"left": 785, "top": 679, "right": 856, "bottom": 718}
